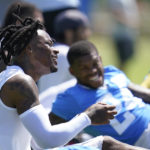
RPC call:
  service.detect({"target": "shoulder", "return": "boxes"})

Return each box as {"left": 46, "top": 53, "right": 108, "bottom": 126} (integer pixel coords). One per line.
{"left": 104, "top": 65, "right": 122, "bottom": 74}
{"left": 104, "top": 65, "right": 130, "bottom": 86}
{"left": 56, "top": 85, "right": 77, "bottom": 100}
{"left": 104, "top": 65, "right": 128, "bottom": 77}
{"left": 1, "top": 73, "right": 39, "bottom": 114}
{"left": 52, "top": 83, "right": 79, "bottom": 107}
{"left": 53, "top": 83, "right": 87, "bottom": 111}
{"left": 4, "top": 73, "right": 37, "bottom": 92}
{"left": 52, "top": 84, "right": 81, "bottom": 119}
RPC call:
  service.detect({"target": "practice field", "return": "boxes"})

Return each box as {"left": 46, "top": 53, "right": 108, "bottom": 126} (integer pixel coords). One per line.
{"left": 89, "top": 34, "right": 150, "bottom": 84}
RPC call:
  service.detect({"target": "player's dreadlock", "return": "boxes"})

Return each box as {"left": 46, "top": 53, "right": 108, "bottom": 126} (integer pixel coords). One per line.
{"left": 0, "top": 11, "right": 44, "bottom": 65}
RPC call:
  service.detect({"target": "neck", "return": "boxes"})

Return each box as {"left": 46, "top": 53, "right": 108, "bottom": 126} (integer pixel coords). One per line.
{"left": 0, "top": 60, "right": 6, "bottom": 72}
{"left": 13, "top": 62, "right": 42, "bottom": 82}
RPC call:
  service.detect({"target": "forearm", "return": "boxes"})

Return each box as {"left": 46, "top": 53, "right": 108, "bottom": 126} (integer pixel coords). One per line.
{"left": 49, "top": 112, "right": 67, "bottom": 125}
{"left": 128, "top": 82, "right": 150, "bottom": 103}
{"left": 20, "top": 105, "right": 91, "bottom": 149}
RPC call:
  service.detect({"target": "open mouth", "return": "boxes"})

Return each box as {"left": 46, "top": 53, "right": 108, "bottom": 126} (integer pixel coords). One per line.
{"left": 52, "top": 55, "right": 58, "bottom": 64}
{"left": 53, "top": 58, "right": 57, "bottom": 65}
{"left": 89, "top": 74, "right": 100, "bottom": 81}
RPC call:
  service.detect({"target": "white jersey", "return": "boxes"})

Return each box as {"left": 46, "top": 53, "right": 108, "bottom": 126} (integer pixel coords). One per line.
{"left": 0, "top": 65, "right": 31, "bottom": 150}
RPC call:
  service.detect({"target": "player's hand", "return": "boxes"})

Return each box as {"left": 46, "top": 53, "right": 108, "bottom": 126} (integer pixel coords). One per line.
{"left": 85, "top": 102, "right": 117, "bottom": 125}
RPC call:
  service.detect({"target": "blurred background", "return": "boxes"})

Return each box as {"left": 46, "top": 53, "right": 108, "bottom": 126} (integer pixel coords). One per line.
{"left": 0, "top": 0, "right": 150, "bottom": 84}
{"left": 89, "top": 0, "right": 150, "bottom": 84}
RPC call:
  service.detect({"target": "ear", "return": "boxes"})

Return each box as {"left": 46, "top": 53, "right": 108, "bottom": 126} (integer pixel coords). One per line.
{"left": 69, "top": 66, "right": 75, "bottom": 76}
{"left": 25, "top": 45, "right": 32, "bottom": 54}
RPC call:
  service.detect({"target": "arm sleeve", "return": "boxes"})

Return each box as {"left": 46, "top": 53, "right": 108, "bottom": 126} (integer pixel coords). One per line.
{"left": 19, "top": 105, "right": 91, "bottom": 149}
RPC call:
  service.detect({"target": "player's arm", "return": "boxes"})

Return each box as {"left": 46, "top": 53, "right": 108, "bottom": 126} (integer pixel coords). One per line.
{"left": 1, "top": 74, "right": 117, "bottom": 149}
{"left": 141, "top": 74, "right": 150, "bottom": 89}
{"left": 128, "top": 82, "right": 150, "bottom": 104}
{"left": 0, "top": 73, "right": 40, "bottom": 114}
{"left": 103, "top": 136, "right": 148, "bottom": 150}
{"left": 49, "top": 112, "right": 67, "bottom": 125}
{"left": 1, "top": 74, "right": 90, "bottom": 148}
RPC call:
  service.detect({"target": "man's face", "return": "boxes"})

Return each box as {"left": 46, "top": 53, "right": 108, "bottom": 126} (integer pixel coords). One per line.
{"left": 30, "top": 29, "right": 59, "bottom": 74}
{"left": 70, "top": 53, "right": 104, "bottom": 89}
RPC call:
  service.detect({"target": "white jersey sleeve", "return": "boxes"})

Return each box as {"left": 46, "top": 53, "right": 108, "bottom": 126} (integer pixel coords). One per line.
{"left": 19, "top": 105, "right": 91, "bottom": 149}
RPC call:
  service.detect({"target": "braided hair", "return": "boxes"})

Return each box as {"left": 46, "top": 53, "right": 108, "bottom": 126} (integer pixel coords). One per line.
{"left": 0, "top": 13, "right": 44, "bottom": 65}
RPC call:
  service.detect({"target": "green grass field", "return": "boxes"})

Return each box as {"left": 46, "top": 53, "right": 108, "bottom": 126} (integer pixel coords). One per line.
{"left": 89, "top": 34, "right": 150, "bottom": 84}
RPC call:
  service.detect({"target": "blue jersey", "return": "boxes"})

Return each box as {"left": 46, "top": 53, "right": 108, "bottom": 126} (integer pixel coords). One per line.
{"left": 52, "top": 66, "right": 150, "bottom": 145}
